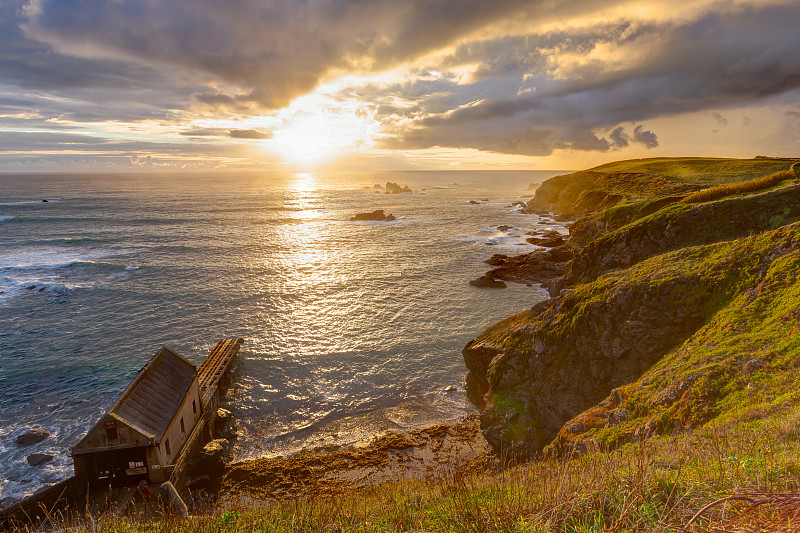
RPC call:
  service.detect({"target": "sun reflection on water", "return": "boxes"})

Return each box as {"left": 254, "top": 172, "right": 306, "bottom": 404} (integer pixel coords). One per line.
{"left": 259, "top": 172, "right": 361, "bottom": 358}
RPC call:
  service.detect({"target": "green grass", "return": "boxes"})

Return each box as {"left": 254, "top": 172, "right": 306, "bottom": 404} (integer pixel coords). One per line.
{"left": 590, "top": 157, "right": 797, "bottom": 185}
{"left": 14, "top": 423, "right": 800, "bottom": 532}
{"left": 566, "top": 181, "right": 800, "bottom": 284}
{"left": 557, "top": 236, "right": 800, "bottom": 452}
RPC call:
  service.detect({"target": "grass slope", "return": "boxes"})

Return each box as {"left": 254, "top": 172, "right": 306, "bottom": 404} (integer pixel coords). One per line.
{"left": 554, "top": 222, "right": 800, "bottom": 452}
{"left": 590, "top": 157, "right": 796, "bottom": 185}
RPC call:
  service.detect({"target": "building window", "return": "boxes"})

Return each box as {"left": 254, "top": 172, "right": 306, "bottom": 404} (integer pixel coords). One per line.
{"left": 105, "top": 428, "right": 118, "bottom": 442}
{"left": 165, "top": 438, "right": 171, "bottom": 456}
{"left": 192, "top": 399, "right": 197, "bottom": 414}
{"left": 180, "top": 417, "right": 185, "bottom": 433}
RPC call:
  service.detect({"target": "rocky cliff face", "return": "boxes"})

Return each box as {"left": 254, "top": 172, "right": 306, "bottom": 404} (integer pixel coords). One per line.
{"left": 465, "top": 222, "right": 800, "bottom": 457}
{"left": 528, "top": 171, "right": 695, "bottom": 215}
{"left": 463, "top": 160, "right": 800, "bottom": 458}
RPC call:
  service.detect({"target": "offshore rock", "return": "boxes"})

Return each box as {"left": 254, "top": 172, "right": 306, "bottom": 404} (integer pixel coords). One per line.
{"left": 350, "top": 209, "right": 396, "bottom": 221}
{"left": 26, "top": 453, "right": 54, "bottom": 466}
{"left": 526, "top": 236, "right": 565, "bottom": 247}
{"left": 16, "top": 429, "right": 50, "bottom": 446}
{"left": 385, "top": 182, "right": 411, "bottom": 194}
{"left": 214, "top": 408, "right": 237, "bottom": 440}
{"left": 469, "top": 276, "right": 507, "bottom": 289}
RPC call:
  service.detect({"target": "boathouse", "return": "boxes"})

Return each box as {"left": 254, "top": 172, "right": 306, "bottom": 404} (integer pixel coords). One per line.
{"left": 71, "top": 346, "right": 203, "bottom": 488}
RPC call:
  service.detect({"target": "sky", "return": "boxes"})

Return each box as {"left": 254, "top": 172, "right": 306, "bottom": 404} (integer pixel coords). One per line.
{"left": 1, "top": 0, "right": 799, "bottom": 172}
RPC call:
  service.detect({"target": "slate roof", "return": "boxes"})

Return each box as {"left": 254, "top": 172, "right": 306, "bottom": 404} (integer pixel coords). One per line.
{"left": 109, "top": 346, "right": 197, "bottom": 440}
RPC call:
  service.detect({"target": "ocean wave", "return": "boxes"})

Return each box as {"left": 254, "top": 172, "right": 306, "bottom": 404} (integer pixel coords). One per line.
{"left": 0, "top": 420, "right": 89, "bottom": 506}
{"left": 0, "top": 216, "right": 13, "bottom": 222}
{"left": 0, "top": 199, "right": 58, "bottom": 206}
{"left": 0, "top": 246, "right": 142, "bottom": 303}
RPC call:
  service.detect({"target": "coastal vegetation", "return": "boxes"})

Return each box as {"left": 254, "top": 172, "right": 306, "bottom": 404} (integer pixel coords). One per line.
{"left": 8, "top": 156, "right": 800, "bottom": 532}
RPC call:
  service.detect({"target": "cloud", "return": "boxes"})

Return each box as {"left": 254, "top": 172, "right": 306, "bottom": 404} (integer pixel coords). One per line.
{"left": 18, "top": 0, "right": 538, "bottom": 110}
{"left": 229, "top": 129, "right": 273, "bottom": 139}
{"left": 711, "top": 112, "right": 729, "bottom": 126}
{"left": 632, "top": 125, "right": 659, "bottom": 149}
{"left": 373, "top": 2, "right": 800, "bottom": 156}
{"left": 1, "top": 0, "right": 798, "bottom": 166}
{"left": 609, "top": 126, "right": 629, "bottom": 149}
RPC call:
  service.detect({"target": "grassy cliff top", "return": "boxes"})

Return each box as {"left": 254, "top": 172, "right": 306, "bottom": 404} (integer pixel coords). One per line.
{"left": 590, "top": 156, "right": 797, "bottom": 185}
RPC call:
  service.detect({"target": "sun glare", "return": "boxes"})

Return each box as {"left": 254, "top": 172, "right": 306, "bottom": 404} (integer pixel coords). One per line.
{"left": 272, "top": 117, "right": 339, "bottom": 163}
{"left": 266, "top": 84, "right": 380, "bottom": 167}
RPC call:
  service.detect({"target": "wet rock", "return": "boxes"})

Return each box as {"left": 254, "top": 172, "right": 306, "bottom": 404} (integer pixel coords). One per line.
{"left": 469, "top": 200, "right": 481, "bottom": 205}
{"left": 481, "top": 246, "right": 574, "bottom": 286}
{"left": 26, "top": 453, "right": 54, "bottom": 466}
{"left": 215, "top": 408, "right": 232, "bottom": 425}
{"left": 469, "top": 276, "right": 507, "bottom": 289}
{"left": 16, "top": 429, "right": 50, "bottom": 446}
{"left": 214, "top": 409, "right": 238, "bottom": 440}
{"left": 350, "top": 209, "right": 395, "bottom": 221}
{"left": 190, "top": 439, "right": 230, "bottom": 475}
{"left": 25, "top": 285, "right": 36, "bottom": 290}
{"left": 526, "top": 236, "right": 565, "bottom": 247}
{"left": 484, "top": 254, "right": 508, "bottom": 266}
{"left": 445, "top": 385, "right": 458, "bottom": 392}
{"left": 496, "top": 225, "right": 513, "bottom": 232}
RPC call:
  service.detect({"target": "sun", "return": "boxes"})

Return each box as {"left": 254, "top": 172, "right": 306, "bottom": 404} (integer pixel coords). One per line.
{"left": 265, "top": 86, "right": 380, "bottom": 166}
{"left": 271, "top": 116, "right": 339, "bottom": 164}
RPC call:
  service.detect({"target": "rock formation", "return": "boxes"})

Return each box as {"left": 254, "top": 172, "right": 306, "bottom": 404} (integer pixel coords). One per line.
{"left": 350, "top": 210, "right": 396, "bottom": 221}
{"left": 385, "top": 182, "right": 411, "bottom": 194}
{"left": 16, "top": 429, "right": 49, "bottom": 446}
{"left": 463, "top": 158, "right": 800, "bottom": 458}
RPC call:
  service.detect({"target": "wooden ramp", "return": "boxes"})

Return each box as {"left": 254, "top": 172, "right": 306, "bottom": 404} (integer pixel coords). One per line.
{"left": 198, "top": 337, "right": 243, "bottom": 406}
{"left": 168, "top": 337, "right": 244, "bottom": 491}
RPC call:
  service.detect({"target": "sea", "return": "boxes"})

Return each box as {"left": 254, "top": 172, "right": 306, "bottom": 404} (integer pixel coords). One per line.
{"left": 0, "top": 170, "right": 566, "bottom": 505}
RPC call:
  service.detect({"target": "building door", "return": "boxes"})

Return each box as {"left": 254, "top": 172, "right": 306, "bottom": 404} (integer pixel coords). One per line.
{"left": 89, "top": 448, "right": 150, "bottom": 488}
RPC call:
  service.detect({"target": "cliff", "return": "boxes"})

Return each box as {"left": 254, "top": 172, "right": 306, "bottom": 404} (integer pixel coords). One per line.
{"left": 464, "top": 157, "right": 800, "bottom": 458}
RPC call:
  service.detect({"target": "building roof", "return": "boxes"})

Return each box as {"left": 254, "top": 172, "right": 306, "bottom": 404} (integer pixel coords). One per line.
{"left": 109, "top": 346, "right": 197, "bottom": 440}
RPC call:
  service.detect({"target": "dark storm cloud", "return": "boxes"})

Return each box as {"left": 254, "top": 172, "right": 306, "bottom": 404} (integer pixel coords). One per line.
{"left": 376, "top": 2, "right": 800, "bottom": 155}
{"left": 632, "top": 126, "right": 659, "bottom": 149}
{"left": 19, "top": 0, "right": 540, "bottom": 110}
{"left": 609, "top": 127, "right": 629, "bottom": 149}
{"left": 0, "top": 1, "right": 199, "bottom": 127}
{"left": 2, "top": 0, "right": 799, "bottom": 162}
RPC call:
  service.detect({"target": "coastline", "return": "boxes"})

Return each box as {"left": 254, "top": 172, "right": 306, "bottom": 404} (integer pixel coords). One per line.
{"left": 212, "top": 416, "right": 491, "bottom": 506}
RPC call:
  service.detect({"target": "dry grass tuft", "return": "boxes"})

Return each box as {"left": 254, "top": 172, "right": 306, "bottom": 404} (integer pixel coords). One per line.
{"left": 681, "top": 170, "right": 797, "bottom": 204}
